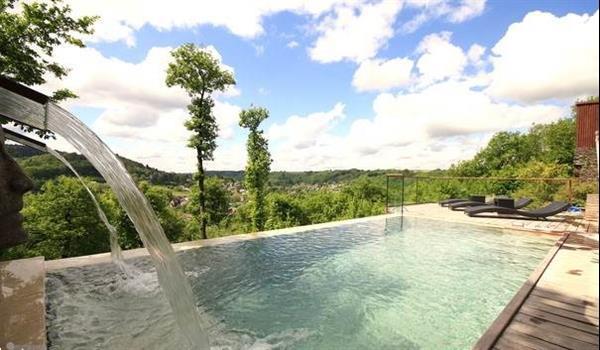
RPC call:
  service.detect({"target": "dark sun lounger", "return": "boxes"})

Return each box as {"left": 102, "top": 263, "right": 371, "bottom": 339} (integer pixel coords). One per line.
{"left": 449, "top": 198, "right": 532, "bottom": 211}
{"left": 439, "top": 195, "right": 485, "bottom": 207}
{"left": 465, "top": 201, "right": 570, "bottom": 219}
{"left": 439, "top": 198, "right": 467, "bottom": 206}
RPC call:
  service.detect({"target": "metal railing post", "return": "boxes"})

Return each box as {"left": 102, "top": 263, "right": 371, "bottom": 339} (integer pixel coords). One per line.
{"left": 385, "top": 175, "right": 389, "bottom": 214}
{"left": 415, "top": 177, "right": 419, "bottom": 204}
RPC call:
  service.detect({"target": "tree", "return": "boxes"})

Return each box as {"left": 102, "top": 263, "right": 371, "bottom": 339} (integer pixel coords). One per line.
{"left": 101, "top": 183, "right": 186, "bottom": 249}
{"left": 0, "top": 176, "right": 110, "bottom": 260}
{"left": 0, "top": 0, "right": 97, "bottom": 136}
{"left": 165, "top": 43, "right": 235, "bottom": 239}
{"left": 239, "top": 106, "right": 272, "bottom": 231}
{"left": 187, "top": 177, "right": 231, "bottom": 226}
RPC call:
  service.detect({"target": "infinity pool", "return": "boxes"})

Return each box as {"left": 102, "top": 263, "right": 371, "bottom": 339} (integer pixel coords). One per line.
{"left": 46, "top": 216, "right": 555, "bottom": 349}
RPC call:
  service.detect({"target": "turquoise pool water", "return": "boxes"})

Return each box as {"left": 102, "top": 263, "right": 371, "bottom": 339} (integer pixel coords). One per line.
{"left": 47, "top": 217, "right": 555, "bottom": 349}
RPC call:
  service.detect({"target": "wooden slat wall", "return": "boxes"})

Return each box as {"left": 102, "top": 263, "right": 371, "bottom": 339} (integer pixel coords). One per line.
{"left": 576, "top": 102, "right": 599, "bottom": 149}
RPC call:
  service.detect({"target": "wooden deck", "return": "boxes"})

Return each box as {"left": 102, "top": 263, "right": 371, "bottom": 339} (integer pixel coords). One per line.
{"left": 474, "top": 233, "right": 599, "bottom": 349}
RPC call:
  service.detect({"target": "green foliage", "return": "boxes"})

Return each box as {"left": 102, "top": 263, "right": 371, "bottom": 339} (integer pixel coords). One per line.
{"left": 165, "top": 43, "right": 236, "bottom": 239}
{"left": 165, "top": 43, "right": 235, "bottom": 156}
{"left": 239, "top": 106, "right": 272, "bottom": 231}
{"left": 103, "top": 183, "right": 186, "bottom": 249}
{"left": 0, "top": 176, "right": 109, "bottom": 260}
{"left": 265, "top": 192, "right": 309, "bottom": 230}
{"left": 451, "top": 118, "right": 576, "bottom": 177}
{"left": 187, "top": 177, "right": 231, "bottom": 226}
{"left": 528, "top": 118, "right": 576, "bottom": 167}
{"left": 0, "top": 0, "right": 97, "bottom": 137}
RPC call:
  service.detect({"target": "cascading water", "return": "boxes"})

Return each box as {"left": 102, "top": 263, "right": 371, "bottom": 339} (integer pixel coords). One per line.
{"left": 47, "top": 148, "right": 127, "bottom": 273}
{"left": 45, "top": 103, "right": 210, "bottom": 348}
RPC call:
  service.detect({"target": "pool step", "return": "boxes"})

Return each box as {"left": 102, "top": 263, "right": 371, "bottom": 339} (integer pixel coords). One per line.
{"left": 0, "top": 256, "right": 47, "bottom": 350}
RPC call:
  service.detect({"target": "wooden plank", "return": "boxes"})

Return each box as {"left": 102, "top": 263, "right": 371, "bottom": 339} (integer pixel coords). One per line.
{"left": 528, "top": 295, "right": 599, "bottom": 318}
{"left": 472, "top": 233, "right": 570, "bottom": 350}
{"left": 531, "top": 289, "right": 598, "bottom": 310}
{"left": 509, "top": 320, "right": 597, "bottom": 350}
{"left": 500, "top": 328, "right": 566, "bottom": 350}
{"left": 494, "top": 334, "right": 536, "bottom": 350}
{"left": 521, "top": 305, "right": 599, "bottom": 335}
{"left": 514, "top": 313, "right": 599, "bottom": 345}
{"left": 525, "top": 299, "right": 600, "bottom": 326}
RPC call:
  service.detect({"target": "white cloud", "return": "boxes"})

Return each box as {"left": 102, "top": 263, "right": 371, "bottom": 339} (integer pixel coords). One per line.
{"left": 38, "top": 45, "right": 242, "bottom": 171}
{"left": 308, "top": 0, "right": 403, "bottom": 63}
{"left": 63, "top": 0, "right": 349, "bottom": 45}
{"left": 267, "top": 80, "right": 566, "bottom": 170}
{"left": 352, "top": 58, "right": 414, "bottom": 92}
{"left": 108, "top": 139, "right": 246, "bottom": 172}
{"left": 467, "top": 44, "right": 486, "bottom": 66}
{"left": 287, "top": 40, "right": 299, "bottom": 48}
{"left": 402, "top": 0, "right": 486, "bottom": 33}
{"left": 269, "top": 103, "right": 345, "bottom": 149}
{"left": 58, "top": 0, "right": 486, "bottom": 67}
{"left": 487, "top": 10, "right": 599, "bottom": 102}
{"left": 447, "top": 0, "right": 486, "bottom": 23}
{"left": 416, "top": 32, "right": 467, "bottom": 84}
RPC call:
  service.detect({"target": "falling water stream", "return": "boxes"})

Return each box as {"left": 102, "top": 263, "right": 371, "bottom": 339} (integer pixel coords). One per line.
{"left": 47, "top": 148, "right": 127, "bottom": 273}
{"left": 45, "top": 103, "right": 210, "bottom": 348}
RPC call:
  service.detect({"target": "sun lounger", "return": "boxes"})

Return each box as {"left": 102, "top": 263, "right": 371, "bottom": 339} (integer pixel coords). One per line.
{"left": 449, "top": 200, "right": 493, "bottom": 210}
{"left": 449, "top": 198, "right": 532, "bottom": 211}
{"left": 439, "top": 195, "right": 485, "bottom": 207}
{"left": 465, "top": 201, "right": 570, "bottom": 219}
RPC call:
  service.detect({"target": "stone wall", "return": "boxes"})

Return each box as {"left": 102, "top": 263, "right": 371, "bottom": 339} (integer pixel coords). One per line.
{"left": 574, "top": 147, "right": 598, "bottom": 180}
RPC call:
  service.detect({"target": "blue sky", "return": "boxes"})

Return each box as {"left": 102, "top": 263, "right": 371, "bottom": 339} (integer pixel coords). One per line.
{"left": 37, "top": 0, "right": 599, "bottom": 172}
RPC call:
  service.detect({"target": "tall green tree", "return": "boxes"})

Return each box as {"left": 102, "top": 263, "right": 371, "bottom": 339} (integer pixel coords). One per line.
{"left": 239, "top": 107, "right": 272, "bottom": 231}
{"left": 0, "top": 0, "right": 97, "bottom": 136}
{"left": 165, "top": 43, "right": 235, "bottom": 239}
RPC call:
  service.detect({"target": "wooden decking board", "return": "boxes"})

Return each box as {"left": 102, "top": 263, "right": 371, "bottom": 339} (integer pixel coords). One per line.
{"left": 530, "top": 289, "right": 598, "bottom": 310}
{"left": 520, "top": 306, "right": 599, "bottom": 335}
{"left": 508, "top": 320, "right": 597, "bottom": 350}
{"left": 501, "top": 328, "right": 567, "bottom": 350}
{"left": 527, "top": 295, "right": 599, "bottom": 318}
{"left": 494, "top": 334, "right": 537, "bottom": 350}
{"left": 513, "top": 313, "right": 599, "bottom": 345}
{"left": 525, "top": 299, "right": 600, "bottom": 326}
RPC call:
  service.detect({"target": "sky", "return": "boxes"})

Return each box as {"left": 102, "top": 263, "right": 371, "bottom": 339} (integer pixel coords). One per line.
{"left": 32, "top": 0, "right": 600, "bottom": 173}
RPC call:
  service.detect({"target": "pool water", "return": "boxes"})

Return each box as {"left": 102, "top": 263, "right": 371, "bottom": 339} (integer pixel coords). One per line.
{"left": 46, "top": 217, "right": 555, "bottom": 349}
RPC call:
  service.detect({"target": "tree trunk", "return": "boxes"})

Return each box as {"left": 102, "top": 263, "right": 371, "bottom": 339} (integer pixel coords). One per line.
{"left": 196, "top": 149, "right": 207, "bottom": 239}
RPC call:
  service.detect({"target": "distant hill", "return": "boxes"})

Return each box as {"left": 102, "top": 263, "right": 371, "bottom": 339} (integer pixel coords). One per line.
{"left": 7, "top": 144, "right": 427, "bottom": 188}
{"left": 7, "top": 144, "right": 194, "bottom": 188}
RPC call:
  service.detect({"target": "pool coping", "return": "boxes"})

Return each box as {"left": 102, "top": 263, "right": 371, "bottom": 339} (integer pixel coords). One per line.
{"left": 0, "top": 256, "right": 47, "bottom": 350}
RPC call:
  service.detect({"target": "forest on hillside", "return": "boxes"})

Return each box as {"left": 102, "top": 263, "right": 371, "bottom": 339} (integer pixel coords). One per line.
{"left": 2, "top": 116, "right": 597, "bottom": 262}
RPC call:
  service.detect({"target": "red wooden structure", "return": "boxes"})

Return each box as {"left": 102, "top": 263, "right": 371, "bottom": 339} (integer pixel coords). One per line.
{"left": 575, "top": 101, "right": 599, "bottom": 149}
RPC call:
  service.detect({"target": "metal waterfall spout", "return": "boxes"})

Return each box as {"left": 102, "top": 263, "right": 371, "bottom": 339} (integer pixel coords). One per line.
{"left": 0, "top": 77, "right": 211, "bottom": 348}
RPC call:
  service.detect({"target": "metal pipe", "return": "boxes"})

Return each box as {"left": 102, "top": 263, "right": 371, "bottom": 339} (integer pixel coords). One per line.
{"left": 2, "top": 127, "right": 47, "bottom": 153}
{"left": 0, "top": 76, "right": 50, "bottom": 131}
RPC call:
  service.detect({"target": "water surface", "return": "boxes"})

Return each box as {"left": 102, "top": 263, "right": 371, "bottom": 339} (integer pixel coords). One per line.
{"left": 47, "top": 216, "right": 555, "bottom": 349}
